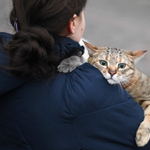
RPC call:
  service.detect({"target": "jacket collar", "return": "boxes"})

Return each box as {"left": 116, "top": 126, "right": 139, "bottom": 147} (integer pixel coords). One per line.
{"left": 53, "top": 36, "right": 84, "bottom": 64}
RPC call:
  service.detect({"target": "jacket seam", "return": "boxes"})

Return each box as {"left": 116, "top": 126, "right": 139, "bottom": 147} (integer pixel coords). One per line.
{"left": 7, "top": 105, "right": 33, "bottom": 150}
{"left": 68, "top": 70, "right": 84, "bottom": 149}
{"left": 70, "top": 98, "right": 140, "bottom": 116}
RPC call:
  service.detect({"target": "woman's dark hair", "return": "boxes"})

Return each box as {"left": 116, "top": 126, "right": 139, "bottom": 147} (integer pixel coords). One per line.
{"left": 2, "top": 0, "right": 87, "bottom": 79}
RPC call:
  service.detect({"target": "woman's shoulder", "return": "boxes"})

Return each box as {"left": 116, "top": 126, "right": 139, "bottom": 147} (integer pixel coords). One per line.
{"left": 0, "top": 32, "right": 13, "bottom": 43}
{"left": 0, "top": 32, "right": 13, "bottom": 36}
{"left": 0, "top": 32, "right": 13, "bottom": 63}
{"left": 67, "top": 63, "right": 141, "bottom": 115}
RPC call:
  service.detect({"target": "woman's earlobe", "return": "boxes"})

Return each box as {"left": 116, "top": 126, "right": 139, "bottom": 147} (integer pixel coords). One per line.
{"left": 68, "top": 20, "right": 74, "bottom": 34}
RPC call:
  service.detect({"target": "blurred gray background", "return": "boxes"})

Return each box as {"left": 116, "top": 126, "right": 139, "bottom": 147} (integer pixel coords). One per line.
{"left": 0, "top": 0, "right": 150, "bottom": 75}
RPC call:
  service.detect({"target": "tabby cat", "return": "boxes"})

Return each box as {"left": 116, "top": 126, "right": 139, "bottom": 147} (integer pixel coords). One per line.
{"left": 58, "top": 41, "right": 150, "bottom": 147}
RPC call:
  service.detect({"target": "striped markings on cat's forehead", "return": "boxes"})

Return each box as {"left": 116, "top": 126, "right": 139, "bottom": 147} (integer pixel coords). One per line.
{"left": 96, "top": 47, "right": 126, "bottom": 63}
{"left": 106, "top": 47, "right": 123, "bottom": 55}
{"left": 104, "top": 47, "right": 124, "bottom": 63}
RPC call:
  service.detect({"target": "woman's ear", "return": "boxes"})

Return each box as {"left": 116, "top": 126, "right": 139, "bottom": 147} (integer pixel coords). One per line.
{"left": 67, "top": 14, "right": 77, "bottom": 34}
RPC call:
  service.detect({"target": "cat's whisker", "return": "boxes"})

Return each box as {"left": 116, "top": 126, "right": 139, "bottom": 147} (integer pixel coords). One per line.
{"left": 122, "top": 81, "right": 140, "bottom": 96}
{"left": 121, "top": 81, "right": 136, "bottom": 94}
{"left": 124, "top": 79, "right": 144, "bottom": 91}
{"left": 125, "top": 75, "right": 134, "bottom": 80}
{"left": 120, "top": 74, "right": 133, "bottom": 83}
{"left": 117, "top": 80, "right": 126, "bottom": 97}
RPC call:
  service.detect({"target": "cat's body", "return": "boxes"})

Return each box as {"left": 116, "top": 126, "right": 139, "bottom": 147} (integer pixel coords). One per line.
{"left": 58, "top": 40, "right": 150, "bottom": 147}
{"left": 125, "top": 67, "right": 150, "bottom": 102}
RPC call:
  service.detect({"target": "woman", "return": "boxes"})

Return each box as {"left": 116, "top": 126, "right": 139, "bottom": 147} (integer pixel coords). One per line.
{"left": 0, "top": 0, "right": 150, "bottom": 149}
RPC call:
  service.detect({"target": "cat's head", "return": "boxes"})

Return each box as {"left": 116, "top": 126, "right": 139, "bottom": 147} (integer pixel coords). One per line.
{"left": 84, "top": 41, "right": 147, "bottom": 85}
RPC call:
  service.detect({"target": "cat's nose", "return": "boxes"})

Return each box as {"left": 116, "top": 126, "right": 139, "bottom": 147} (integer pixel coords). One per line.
{"left": 109, "top": 71, "right": 116, "bottom": 77}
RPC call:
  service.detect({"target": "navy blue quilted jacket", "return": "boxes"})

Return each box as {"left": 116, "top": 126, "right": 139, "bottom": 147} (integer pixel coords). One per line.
{"left": 0, "top": 32, "right": 150, "bottom": 150}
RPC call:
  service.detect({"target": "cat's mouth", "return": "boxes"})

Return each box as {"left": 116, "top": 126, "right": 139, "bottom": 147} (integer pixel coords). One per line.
{"left": 107, "top": 79, "right": 117, "bottom": 85}
{"left": 103, "top": 73, "right": 118, "bottom": 85}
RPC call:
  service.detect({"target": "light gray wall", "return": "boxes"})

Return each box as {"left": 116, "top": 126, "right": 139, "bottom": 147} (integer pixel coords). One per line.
{"left": 1, "top": 0, "right": 150, "bottom": 75}
{"left": 0, "top": 0, "right": 13, "bottom": 33}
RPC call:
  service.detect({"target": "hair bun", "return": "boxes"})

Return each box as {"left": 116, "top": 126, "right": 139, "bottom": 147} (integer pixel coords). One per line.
{"left": 5, "top": 27, "right": 59, "bottom": 79}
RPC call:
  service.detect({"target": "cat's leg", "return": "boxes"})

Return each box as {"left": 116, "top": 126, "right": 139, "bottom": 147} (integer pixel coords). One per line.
{"left": 57, "top": 56, "right": 85, "bottom": 73}
{"left": 136, "top": 101, "right": 150, "bottom": 147}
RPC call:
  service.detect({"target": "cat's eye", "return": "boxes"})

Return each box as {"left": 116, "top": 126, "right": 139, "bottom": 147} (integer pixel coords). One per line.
{"left": 118, "top": 63, "right": 126, "bottom": 69}
{"left": 99, "top": 60, "right": 108, "bottom": 66}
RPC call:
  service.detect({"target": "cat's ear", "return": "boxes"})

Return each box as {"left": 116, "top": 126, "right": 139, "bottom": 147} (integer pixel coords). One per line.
{"left": 127, "top": 50, "right": 147, "bottom": 63}
{"left": 83, "top": 41, "right": 99, "bottom": 57}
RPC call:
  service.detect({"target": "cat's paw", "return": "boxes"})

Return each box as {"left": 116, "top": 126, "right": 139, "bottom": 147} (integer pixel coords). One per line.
{"left": 57, "top": 56, "right": 84, "bottom": 73}
{"left": 136, "top": 121, "right": 150, "bottom": 147}
{"left": 57, "top": 61, "right": 76, "bottom": 73}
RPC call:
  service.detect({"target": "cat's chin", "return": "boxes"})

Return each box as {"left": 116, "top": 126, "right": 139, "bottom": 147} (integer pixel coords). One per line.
{"left": 107, "top": 79, "right": 118, "bottom": 85}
